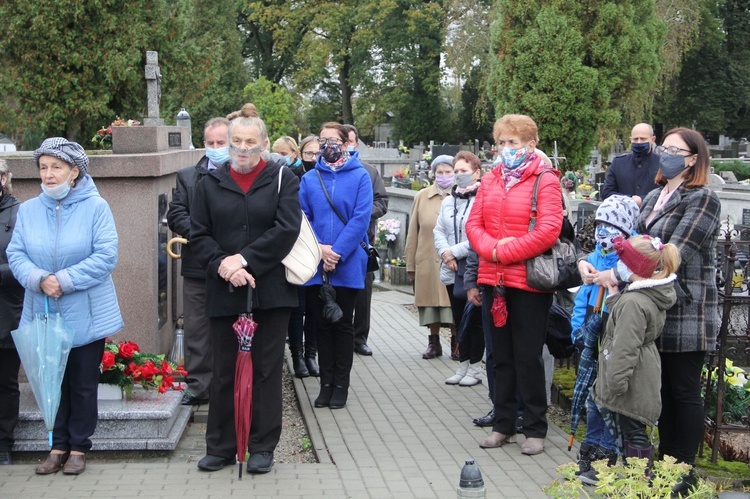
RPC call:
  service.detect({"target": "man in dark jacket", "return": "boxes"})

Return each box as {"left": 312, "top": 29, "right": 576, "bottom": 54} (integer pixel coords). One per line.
{"left": 167, "top": 117, "right": 230, "bottom": 405}
{"left": 344, "top": 125, "right": 389, "bottom": 356}
{"left": 601, "top": 123, "right": 660, "bottom": 207}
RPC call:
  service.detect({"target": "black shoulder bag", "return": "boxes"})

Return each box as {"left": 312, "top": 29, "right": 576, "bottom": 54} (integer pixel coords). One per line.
{"left": 316, "top": 171, "right": 380, "bottom": 272}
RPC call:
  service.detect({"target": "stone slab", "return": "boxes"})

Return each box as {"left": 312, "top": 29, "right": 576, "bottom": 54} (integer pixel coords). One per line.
{"left": 13, "top": 383, "right": 191, "bottom": 451}
{"left": 112, "top": 126, "right": 188, "bottom": 154}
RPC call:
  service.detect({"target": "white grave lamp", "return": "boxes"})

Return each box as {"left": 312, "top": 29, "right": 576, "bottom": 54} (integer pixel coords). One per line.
{"left": 176, "top": 108, "right": 194, "bottom": 149}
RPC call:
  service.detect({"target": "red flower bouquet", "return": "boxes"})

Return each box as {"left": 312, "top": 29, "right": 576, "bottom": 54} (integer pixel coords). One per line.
{"left": 99, "top": 339, "right": 187, "bottom": 395}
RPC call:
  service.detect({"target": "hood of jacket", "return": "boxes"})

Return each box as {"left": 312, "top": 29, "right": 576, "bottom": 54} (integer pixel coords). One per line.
{"left": 621, "top": 274, "right": 678, "bottom": 311}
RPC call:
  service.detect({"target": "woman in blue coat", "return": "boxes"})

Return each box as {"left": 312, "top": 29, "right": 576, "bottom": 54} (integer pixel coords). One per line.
{"left": 299, "top": 122, "right": 372, "bottom": 410}
{"left": 7, "top": 138, "right": 123, "bottom": 476}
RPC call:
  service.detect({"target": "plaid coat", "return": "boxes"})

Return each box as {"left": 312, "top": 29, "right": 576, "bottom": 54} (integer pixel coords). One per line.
{"left": 637, "top": 185, "right": 720, "bottom": 353}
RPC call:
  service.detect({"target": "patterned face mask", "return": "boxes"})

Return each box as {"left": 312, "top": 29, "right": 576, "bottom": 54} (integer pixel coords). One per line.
{"left": 501, "top": 146, "right": 528, "bottom": 170}
{"left": 595, "top": 225, "right": 623, "bottom": 251}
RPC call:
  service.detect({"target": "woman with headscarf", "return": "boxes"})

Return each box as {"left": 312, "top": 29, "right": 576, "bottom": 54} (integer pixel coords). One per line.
{"left": 405, "top": 155, "right": 456, "bottom": 359}
{"left": 0, "top": 160, "right": 23, "bottom": 466}
{"left": 299, "top": 122, "right": 372, "bottom": 410}
{"left": 8, "top": 138, "right": 123, "bottom": 475}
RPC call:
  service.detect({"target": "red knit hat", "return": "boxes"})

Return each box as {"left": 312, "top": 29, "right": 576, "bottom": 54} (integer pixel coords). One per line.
{"left": 613, "top": 236, "right": 659, "bottom": 278}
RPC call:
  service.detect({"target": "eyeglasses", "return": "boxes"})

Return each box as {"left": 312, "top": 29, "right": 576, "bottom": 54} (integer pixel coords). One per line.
{"left": 302, "top": 151, "right": 319, "bottom": 160}
{"left": 655, "top": 145, "right": 693, "bottom": 156}
{"left": 317, "top": 138, "right": 342, "bottom": 146}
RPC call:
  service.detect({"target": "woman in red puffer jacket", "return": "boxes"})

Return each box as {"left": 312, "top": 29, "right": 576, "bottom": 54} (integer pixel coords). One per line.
{"left": 466, "top": 114, "right": 562, "bottom": 456}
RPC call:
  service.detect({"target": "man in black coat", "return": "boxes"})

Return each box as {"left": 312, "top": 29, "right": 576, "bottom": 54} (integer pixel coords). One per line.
{"left": 602, "top": 123, "right": 660, "bottom": 207}
{"left": 343, "top": 125, "right": 389, "bottom": 357}
{"left": 167, "top": 117, "right": 230, "bottom": 405}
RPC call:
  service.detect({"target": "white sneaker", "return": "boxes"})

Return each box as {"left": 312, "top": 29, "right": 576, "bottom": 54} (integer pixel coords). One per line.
{"left": 445, "top": 360, "right": 469, "bottom": 385}
{"left": 459, "top": 362, "right": 483, "bottom": 386}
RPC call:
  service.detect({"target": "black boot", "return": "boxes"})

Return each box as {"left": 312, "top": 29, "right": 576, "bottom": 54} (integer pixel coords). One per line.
{"left": 314, "top": 384, "right": 333, "bottom": 408}
{"left": 575, "top": 443, "right": 598, "bottom": 476}
{"left": 304, "top": 345, "right": 319, "bottom": 377}
{"left": 579, "top": 447, "right": 618, "bottom": 485}
{"left": 671, "top": 468, "right": 698, "bottom": 497}
{"left": 291, "top": 344, "right": 309, "bottom": 378}
{"left": 329, "top": 385, "right": 348, "bottom": 409}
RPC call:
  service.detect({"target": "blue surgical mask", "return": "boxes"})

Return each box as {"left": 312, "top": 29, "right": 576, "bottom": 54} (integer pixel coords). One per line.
{"left": 501, "top": 146, "right": 528, "bottom": 170}
{"left": 631, "top": 142, "right": 651, "bottom": 156}
{"left": 616, "top": 259, "right": 634, "bottom": 283}
{"left": 346, "top": 146, "right": 355, "bottom": 153}
{"left": 41, "top": 170, "right": 75, "bottom": 200}
{"left": 205, "top": 146, "right": 230, "bottom": 165}
{"left": 285, "top": 156, "right": 302, "bottom": 169}
{"left": 658, "top": 152, "right": 687, "bottom": 180}
{"left": 595, "top": 225, "right": 623, "bottom": 251}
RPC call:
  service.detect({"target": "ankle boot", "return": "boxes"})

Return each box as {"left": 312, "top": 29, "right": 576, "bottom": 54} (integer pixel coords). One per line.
{"left": 579, "top": 447, "right": 618, "bottom": 485}
{"left": 422, "top": 335, "right": 442, "bottom": 359}
{"left": 314, "top": 384, "right": 334, "bottom": 408}
{"left": 329, "top": 386, "right": 348, "bottom": 409}
{"left": 459, "top": 361, "right": 483, "bottom": 386}
{"left": 450, "top": 335, "right": 460, "bottom": 361}
{"left": 671, "top": 467, "right": 698, "bottom": 496}
{"left": 575, "top": 442, "right": 598, "bottom": 475}
{"left": 290, "top": 344, "right": 309, "bottom": 378}
{"left": 304, "top": 345, "right": 319, "bottom": 377}
{"left": 445, "top": 360, "right": 469, "bottom": 384}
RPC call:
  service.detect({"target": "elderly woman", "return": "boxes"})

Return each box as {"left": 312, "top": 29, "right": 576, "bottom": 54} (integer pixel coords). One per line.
{"left": 299, "top": 122, "right": 372, "bottom": 410}
{"left": 8, "top": 138, "right": 123, "bottom": 475}
{"left": 434, "top": 152, "right": 484, "bottom": 385}
{"left": 405, "top": 155, "right": 456, "bottom": 359}
{"left": 466, "top": 115, "right": 563, "bottom": 456}
{"left": 190, "top": 103, "right": 301, "bottom": 474}
{"left": 0, "top": 160, "right": 23, "bottom": 466}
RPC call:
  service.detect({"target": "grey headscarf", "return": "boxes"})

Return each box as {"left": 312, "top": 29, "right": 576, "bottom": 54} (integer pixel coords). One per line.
{"left": 33, "top": 137, "right": 89, "bottom": 177}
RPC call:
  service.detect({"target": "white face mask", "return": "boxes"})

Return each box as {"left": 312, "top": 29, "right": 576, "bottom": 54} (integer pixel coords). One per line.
{"left": 41, "top": 170, "right": 75, "bottom": 200}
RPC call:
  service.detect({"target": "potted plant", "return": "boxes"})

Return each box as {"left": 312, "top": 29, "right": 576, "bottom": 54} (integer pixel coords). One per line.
{"left": 99, "top": 338, "right": 187, "bottom": 399}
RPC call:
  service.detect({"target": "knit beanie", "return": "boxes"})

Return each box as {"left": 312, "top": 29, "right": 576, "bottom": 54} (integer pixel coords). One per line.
{"left": 431, "top": 155, "right": 454, "bottom": 173}
{"left": 34, "top": 137, "right": 89, "bottom": 176}
{"left": 595, "top": 195, "right": 639, "bottom": 235}
{"left": 613, "top": 236, "right": 659, "bottom": 278}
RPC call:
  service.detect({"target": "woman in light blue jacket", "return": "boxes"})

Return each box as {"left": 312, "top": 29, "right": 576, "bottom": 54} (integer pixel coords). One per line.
{"left": 7, "top": 138, "right": 122, "bottom": 476}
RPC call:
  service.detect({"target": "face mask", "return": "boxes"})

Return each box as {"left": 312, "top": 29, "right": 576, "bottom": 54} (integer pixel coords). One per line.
{"left": 631, "top": 142, "right": 651, "bottom": 156}
{"left": 320, "top": 143, "right": 343, "bottom": 164}
{"left": 658, "top": 152, "right": 687, "bottom": 180}
{"left": 41, "top": 170, "right": 74, "bottom": 200}
{"left": 205, "top": 146, "right": 229, "bottom": 165}
{"left": 435, "top": 175, "right": 455, "bottom": 189}
{"left": 595, "top": 225, "right": 623, "bottom": 251}
{"left": 455, "top": 173, "right": 474, "bottom": 189}
{"left": 616, "top": 259, "right": 634, "bottom": 283}
{"left": 302, "top": 159, "right": 316, "bottom": 171}
{"left": 346, "top": 146, "right": 355, "bottom": 153}
{"left": 501, "top": 146, "right": 528, "bottom": 170}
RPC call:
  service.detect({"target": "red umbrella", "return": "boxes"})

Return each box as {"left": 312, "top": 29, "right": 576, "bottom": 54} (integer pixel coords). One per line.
{"left": 232, "top": 287, "right": 257, "bottom": 480}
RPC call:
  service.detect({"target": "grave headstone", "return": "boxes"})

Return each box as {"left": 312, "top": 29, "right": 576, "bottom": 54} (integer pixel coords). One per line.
{"left": 144, "top": 51, "right": 165, "bottom": 126}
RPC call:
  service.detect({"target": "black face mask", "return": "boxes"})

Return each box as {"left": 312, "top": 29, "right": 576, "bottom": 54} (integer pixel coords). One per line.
{"left": 302, "top": 159, "right": 316, "bottom": 171}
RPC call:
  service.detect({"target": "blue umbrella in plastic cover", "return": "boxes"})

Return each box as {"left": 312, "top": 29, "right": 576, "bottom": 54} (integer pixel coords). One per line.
{"left": 11, "top": 296, "right": 73, "bottom": 447}
{"left": 567, "top": 287, "right": 605, "bottom": 450}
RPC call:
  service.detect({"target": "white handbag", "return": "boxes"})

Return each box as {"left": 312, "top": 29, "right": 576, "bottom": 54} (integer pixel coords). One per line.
{"left": 278, "top": 168, "right": 322, "bottom": 285}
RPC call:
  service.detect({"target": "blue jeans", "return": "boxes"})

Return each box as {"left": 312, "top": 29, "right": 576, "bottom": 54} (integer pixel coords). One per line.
{"left": 583, "top": 394, "right": 616, "bottom": 451}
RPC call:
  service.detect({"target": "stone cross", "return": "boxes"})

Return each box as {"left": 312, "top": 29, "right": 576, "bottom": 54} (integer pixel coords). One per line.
{"left": 144, "top": 51, "right": 165, "bottom": 126}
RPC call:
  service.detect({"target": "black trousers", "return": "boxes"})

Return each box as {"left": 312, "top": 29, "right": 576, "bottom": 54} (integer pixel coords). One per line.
{"left": 353, "top": 272, "right": 374, "bottom": 347}
{"left": 309, "top": 285, "right": 359, "bottom": 388}
{"left": 483, "top": 285, "right": 551, "bottom": 438}
{"left": 183, "top": 277, "right": 213, "bottom": 399}
{"left": 53, "top": 339, "right": 106, "bottom": 453}
{"left": 205, "top": 307, "right": 290, "bottom": 459}
{"left": 0, "top": 348, "right": 21, "bottom": 451}
{"left": 447, "top": 284, "right": 484, "bottom": 363}
{"left": 659, "top": 350, "right": 705, "bottom": 464}
{"left": 287, "top": 286, "right": 317, "bottom": 353}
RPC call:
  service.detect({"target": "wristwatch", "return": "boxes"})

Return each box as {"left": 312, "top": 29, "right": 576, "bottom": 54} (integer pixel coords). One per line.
{"left": 240, "top": 255, "right": 248, "bottom": 267}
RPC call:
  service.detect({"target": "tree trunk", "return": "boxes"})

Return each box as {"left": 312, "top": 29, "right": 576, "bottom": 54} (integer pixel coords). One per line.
{"left": 339, "top": 53, "right": 354, "bottom": 125}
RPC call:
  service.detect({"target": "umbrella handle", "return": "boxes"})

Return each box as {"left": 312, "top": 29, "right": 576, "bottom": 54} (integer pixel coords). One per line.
{"left": 593, "top": 286, "right": 606, "bottom": 313}
{"left": 246, "top": 286, "right": 253, "bottom": 315}
{"left": 567, "top": 434, "right": 574, "bottom": 452}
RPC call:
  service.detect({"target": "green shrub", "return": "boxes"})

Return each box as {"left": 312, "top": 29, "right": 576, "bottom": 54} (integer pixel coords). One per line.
{"left": 712, "top": 160, "right": 750, "bottom": 181}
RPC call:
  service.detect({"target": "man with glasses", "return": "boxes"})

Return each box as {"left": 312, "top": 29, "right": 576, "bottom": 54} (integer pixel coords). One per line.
{"left": 602, "top": 123, "right": 660, "bottom": 206}
{"left": 342, "top": 125, "right": 389, "bottom": 357}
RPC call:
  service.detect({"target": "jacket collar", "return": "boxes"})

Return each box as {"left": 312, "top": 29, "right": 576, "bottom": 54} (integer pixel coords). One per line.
{"left": 210, "top": 160, "right": 283, "bottom": 196}
{"left": 626, "top": 273, "right": 677, "bottom": 290}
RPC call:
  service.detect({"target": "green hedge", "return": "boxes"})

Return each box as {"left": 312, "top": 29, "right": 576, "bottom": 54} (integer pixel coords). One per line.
{"left": 712, "top": 160, "right": 750, "bottom": 181}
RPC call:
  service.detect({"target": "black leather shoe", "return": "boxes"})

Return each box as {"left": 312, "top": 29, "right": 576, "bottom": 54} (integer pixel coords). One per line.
{"left": 473, "top": 409, "right": 495, "bottom": 427}
{"left": 197, "top": 454, "right": 236, "bottom": 471}
{"left": 305, "top": 356, "right": 320, "bottom": 377}
{"left": 246, "top": 451, "right": 274, "bottom": 474}
{"left": 329, "top": 386, "right": 348, "bottom": 409}
{"left": 354, "top": 343, "right": 373, "bottom": 356}
{"left": 181, "top": 392, "right": 209, "bottom": 406}
{"left": 0, "top": 451, "right": 11, "bottom": 465}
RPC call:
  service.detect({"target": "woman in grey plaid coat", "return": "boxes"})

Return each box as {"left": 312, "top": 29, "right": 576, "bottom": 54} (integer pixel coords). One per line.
{"left": 636, "top": 128, "right": 720, "bottom": 494}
